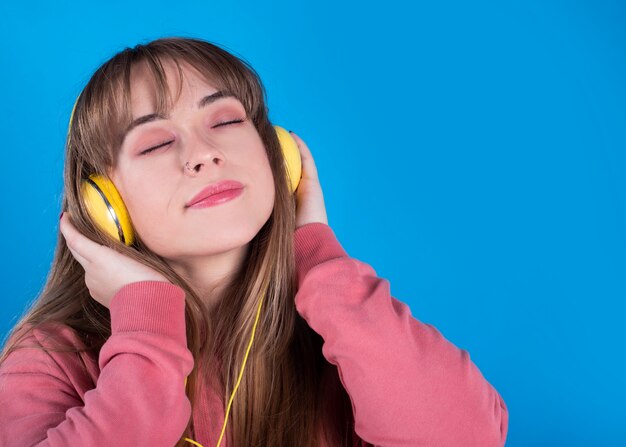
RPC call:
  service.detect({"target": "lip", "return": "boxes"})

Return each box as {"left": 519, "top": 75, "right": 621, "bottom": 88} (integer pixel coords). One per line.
{"left": 186, "top": 180, "right": 245, "bottom": 208}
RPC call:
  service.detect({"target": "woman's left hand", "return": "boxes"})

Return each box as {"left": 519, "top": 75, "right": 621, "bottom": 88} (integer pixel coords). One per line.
{"left": 290, "top": 131, "right": 329, "bottom": 229}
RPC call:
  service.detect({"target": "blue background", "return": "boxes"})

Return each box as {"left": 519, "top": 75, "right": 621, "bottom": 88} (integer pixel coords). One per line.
{"left": 1, "top": 1, "right": 625, "bottom": 445}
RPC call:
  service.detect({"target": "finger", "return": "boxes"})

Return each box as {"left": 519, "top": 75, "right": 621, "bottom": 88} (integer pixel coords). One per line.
{"left": 59, "top": 214, "right": 89, "bottom": 266}
{"left": 289, "top": 131, "right": 319, "bottom": 180}
{"left": 59, "top": 212, "right": 103, "bottom": 264}
{"left": 65, "top": 242, "right": 89, "bottom": 267}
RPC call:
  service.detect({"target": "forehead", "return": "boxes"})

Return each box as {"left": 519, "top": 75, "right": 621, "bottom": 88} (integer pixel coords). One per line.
{"left": 128, "top": 59, "right": 220, "bottom": 114}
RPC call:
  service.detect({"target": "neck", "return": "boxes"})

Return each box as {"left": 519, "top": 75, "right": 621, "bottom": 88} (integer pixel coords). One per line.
{"left": 168, "top": 244, "right": 249, "bottom": 312}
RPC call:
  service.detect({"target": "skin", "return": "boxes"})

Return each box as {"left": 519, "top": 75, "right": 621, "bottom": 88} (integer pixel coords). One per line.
{"left": 60, "top": 58, "right": 329, "bottom": 311}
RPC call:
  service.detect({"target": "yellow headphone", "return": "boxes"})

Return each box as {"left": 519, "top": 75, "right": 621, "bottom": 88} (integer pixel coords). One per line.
{"left": 67, "top": 95, "right": 302, "bottom": 447}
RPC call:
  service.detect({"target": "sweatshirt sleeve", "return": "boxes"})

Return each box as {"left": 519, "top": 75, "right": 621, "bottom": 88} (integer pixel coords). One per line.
{"left": 293, "top": 222, "right": 509, "bottom": 447}
{"left": 0, "top": 280, "right": 194, "bottom": 447}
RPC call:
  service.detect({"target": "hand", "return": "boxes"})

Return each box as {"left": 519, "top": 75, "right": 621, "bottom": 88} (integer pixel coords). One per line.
{"left": 289, "top": 131, "right": 329, "bottom": 229}
{"left": 59, "top": 212, "right": 171, "bottom": 309}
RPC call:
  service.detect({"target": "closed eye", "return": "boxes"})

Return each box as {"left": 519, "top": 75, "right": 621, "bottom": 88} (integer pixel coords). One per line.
{"left": 140, "top": 139, "right": 172, "bottom": 155}
{"left": 139, "top": 117, "right": 247, "bottom": 155}
{"left": 214, "top": 117, "right": 246, "bottom": 129}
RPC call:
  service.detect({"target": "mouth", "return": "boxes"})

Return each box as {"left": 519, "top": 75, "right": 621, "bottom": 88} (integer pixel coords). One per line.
{"left": 185, "top": 179, "right": 245, "bottom": 208}
{"left": 186, "top": 186, "right": 244, "bottom": 209}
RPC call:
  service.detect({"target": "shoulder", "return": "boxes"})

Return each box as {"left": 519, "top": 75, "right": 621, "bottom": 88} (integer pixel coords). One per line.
{"left": 0, "top": 321, "right": 99, "bottom": 393}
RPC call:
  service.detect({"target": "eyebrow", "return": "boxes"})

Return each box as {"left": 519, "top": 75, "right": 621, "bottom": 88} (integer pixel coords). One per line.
{"left": 122, "top": 90, "right": 238, "bottom": 140}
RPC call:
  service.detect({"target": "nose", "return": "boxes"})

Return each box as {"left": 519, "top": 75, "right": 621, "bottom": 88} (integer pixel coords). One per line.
{"left": 183, "top": 154, "right": 223, "bottom": 176}
{"left": 181, "top": 128, "right": 226, "bottom": 176}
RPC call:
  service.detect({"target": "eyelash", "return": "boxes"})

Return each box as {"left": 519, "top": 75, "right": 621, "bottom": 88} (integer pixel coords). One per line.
{"left": 139, "top": 118, "right": 246, "bottom": 155}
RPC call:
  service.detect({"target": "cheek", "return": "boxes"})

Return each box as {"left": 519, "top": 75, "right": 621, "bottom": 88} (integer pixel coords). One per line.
{"left": 122, "top": 181, "right": 167, "bottom": 231}
{"left": 257, "top": 151, "right": 275, "bottom": 198}
{"left": 245, "top": 148, "right": 275, "bottom": 219}
{"left": 259, "top": 160, "right": 276, "bottom": 213}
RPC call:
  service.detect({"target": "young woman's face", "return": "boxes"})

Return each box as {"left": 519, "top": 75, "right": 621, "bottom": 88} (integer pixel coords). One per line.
{"left": 109, "top": 60, "right": 275, "bottom": 265}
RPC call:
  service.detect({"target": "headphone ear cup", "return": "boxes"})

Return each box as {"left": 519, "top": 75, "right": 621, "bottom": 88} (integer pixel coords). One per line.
{"left": 273, "top": 125, "right": 302, "bottom": 194}
{"left": 80, "top": 174, "right": 135, "bottom": 246}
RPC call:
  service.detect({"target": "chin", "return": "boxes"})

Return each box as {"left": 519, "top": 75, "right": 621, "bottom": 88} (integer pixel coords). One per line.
{"left": 176, "top": 223, "right": 262, "bottom": 257}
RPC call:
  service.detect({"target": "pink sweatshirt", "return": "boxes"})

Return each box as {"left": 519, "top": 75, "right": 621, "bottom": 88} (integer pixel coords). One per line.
{"left": 0, "top": 222, "right": 508, "bottom": 447}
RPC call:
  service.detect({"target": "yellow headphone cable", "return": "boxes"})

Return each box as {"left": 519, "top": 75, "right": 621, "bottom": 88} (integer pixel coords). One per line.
{"left": 183, "top": 285, "right": 266, "bottom": 447}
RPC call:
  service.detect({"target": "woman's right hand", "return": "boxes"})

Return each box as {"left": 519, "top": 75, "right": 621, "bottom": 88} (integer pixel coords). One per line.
{"left": 59, "top": 212, "right": 171, "bottom": 309}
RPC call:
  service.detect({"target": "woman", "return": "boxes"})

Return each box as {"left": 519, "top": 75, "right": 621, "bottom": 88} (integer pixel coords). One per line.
{"left": 0, "top": 37, "right": 508, "bottom": 447}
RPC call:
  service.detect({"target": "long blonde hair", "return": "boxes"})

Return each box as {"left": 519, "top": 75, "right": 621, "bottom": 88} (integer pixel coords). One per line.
{"left": 0, "top": 37, "right": 357, "bottom": 446}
